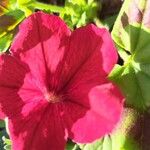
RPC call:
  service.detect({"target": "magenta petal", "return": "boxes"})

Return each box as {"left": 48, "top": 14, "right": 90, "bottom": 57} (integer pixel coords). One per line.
{"left": 11, "top": 11, "right": 71, "bottom": 91}
{"left": 0, "top": 11, "right": 124, "bottom": 149}
{"left": 63, "top": 83, "right": 123, "bottom": 143}
{"left": 0, "top": 54, "right": 28, "bottom": 88}
{"left": 59, "top": 25, "right": 123, "bottom": 142}
{"left": 58, "top": 24, "right": 117, "bottom": 90}
{"left": 0, "top": 54, "right": 29, "bottom": 118}
{"left": 90, "top": 25, "right": 118, "bottom": 74}
{"left": 0, "top": 54, "right": 45, "bottom": 118}
{"left": 9, "top": 103, "right": 66, "bottom": 150}
{"left": 61, "top": 26, "right": 118, "bottom": 108}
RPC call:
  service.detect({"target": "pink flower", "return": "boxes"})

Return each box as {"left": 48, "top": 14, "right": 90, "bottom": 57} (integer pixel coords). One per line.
{"left": 0, "top": 12, "right": 123, "bottom": 150}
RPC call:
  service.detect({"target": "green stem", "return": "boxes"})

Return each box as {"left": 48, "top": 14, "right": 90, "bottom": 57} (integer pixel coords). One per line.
{"left": 29, "top": 1, "right": 65, "bottom": 13}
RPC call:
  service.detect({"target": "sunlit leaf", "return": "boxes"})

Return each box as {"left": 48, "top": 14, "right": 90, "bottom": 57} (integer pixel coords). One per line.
{"left": 17, "top": 0, "right": 35, "bottom": 16}
{"left": 0, "top": 129, "right": 9, "bottom": 150}
{"left": 0, "top": 9, "right": 24, "bottom": 52}
{"left": 3, "top": 136, "right": 11, "bottom": 150}
{"left": 60, "top": 0, "right": 99, "bottom": 28}
{"left": 110, "top": 0, "right": 150, "bottom": 110}
{"left": 0, "top": 0, "right": 17, "bottom": 13}
{"left": 0, "top": 0, "right": 9, "bottom": 15}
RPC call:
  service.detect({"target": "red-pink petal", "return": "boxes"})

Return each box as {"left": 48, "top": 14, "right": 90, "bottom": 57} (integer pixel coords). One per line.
{"left": 8, "top": 103, "right": 66, "bottom": 150}
{"left": 60, "top": 25, "right": 119, "bottom": 109}
{"left": 90, "top": 25, "right": 118, "bottom": 74}
{"left": 0, "top": 11, "right": 123, "bottom": 148}
{"left": 0, "top": 54, "right": 29, "bottom": 118}
{"left": 0, "top": 54, "right": 45, "bottom": 119}
{"left": 63, "top": 83, "right": 123, "bottom": 143}
{"left": 11, "top": 11, "right": 71, "bottom": 92}
{"left": 58, "top": 25, "right": 122, "bottom": 142}
{"left": 10, "top": 13, "right": 117, "bottom": 94}
{"left": 58, "top": 24, "right": 118, "bottom": 91}
{"left": 0, "top": 54, "right": 28, "bottom": 88}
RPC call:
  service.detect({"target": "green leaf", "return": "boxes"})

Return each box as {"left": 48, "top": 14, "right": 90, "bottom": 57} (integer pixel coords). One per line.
{"left": 102, "top": 15, "right": 117, "bottom": 30}
{"left": 27, "top": 1, "right": 65, "bottom": 16}
{"left": 102, "top": 135, "right": 112, "bottom": 150}
{"left": 0, "top": 9, "right": 25, "bottom": 52}
{"left": 0, "top": 1, "right": 9, "bottom": 15}
{"left": 60, "top": 0, "right": 99, "bottom": 28}
{"left": 112, "top": 0, "right": 146, "bottom": 53}
{"left": 78, "top": 139, "right": 103, "bottom": 150}
{"left": 17, "top": 0, "right": 35, "bottom": 16}
{"left": 66, "top": 0, "right": 86, "bottom": 6}
{"left": 111, "top": 108, "right": 140, "bottom": 150}
{"left": 0, "top": 130, "right": 5, "bottom": 150}
{"left": 110, "top": 0, "right": 150, "bottom": 110}
{"left": 0, "top": 31, "right": 14, "bottom": 52}
{"left": 0, "top": 120, "right": 5, "bottom": 128}
{"left": 17, "top": 0, "right": 34, "bottom": 5}
{"left": 3, "top": 136, "right": 11, "bottom": 150}
{"left": 66, "top": 140, "right": 78, "bottom": 150}
{"left": 0, "top": 128, "right": 10, "bottom": 150}
{"left": 0, "top": 0, "right": 17, "bottom": 14}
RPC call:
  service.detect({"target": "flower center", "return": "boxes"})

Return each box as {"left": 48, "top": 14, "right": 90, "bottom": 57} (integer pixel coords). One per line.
{"left": 45, "top": 92, "right": 60, "bottom": 103}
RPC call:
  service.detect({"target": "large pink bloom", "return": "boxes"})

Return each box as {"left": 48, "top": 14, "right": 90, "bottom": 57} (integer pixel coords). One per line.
{"left": 0, "top": 12, "right": 123, "bottom": 150}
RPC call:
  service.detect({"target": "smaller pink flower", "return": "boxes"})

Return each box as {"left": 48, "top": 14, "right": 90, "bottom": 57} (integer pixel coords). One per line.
{"left": 0, "top": 12, "right": 123, "bottom": 150}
